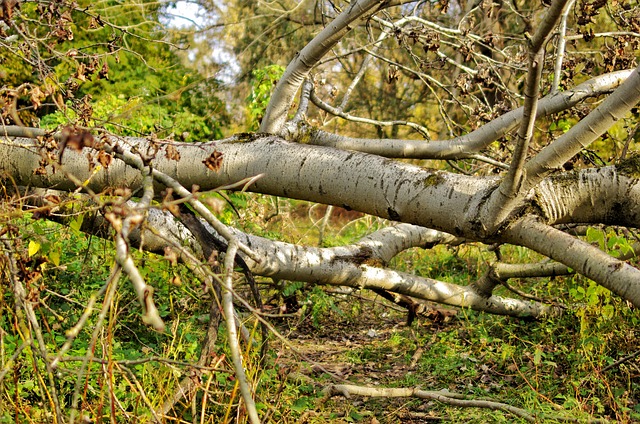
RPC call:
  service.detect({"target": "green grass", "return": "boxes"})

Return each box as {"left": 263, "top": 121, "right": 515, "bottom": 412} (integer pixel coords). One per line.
{"left": 1, "top": 197, "right": 639, "bottom": 423}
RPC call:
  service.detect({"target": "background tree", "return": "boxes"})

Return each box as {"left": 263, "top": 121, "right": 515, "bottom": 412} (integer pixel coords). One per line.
{"left": 1, "top": 0, "right": 640, "bottom": 423}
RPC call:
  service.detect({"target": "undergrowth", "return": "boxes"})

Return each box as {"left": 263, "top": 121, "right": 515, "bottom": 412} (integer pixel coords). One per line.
{"left": 1, "top": 195, "right": 638, "bottom": 423}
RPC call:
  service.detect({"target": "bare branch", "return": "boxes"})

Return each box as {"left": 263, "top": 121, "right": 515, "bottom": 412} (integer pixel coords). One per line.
{"left": 321, "top": 383, "right": 536, "bottom": 422}
{"left": 260, "top": 0, "right": 387, "bottom": 134}
{"left": 524, "top": 65, "right": 640, "bottom": 187}
{"left": 551, "top": 0, "right": 576, "bottom": 94}
{"left": 221, "top": 240, "right": 261, "bottom": 424}
{"left": 504, "top": 216, "right": 640, "bottom": 308}
{"left": 1, "top": 239, "right": 64, "bottom": 422}
{"left": 483, "top": 0, "right": 571, "bottom": 232}
{"left": 293, "top": 71, "right": 632, "bottom": 158}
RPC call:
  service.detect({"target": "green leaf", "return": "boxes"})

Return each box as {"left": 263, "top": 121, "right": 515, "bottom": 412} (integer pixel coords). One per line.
{"left": 48, "top": 248, "right": 61, "bottom": 267}
{"left": 601, "top": 304, "right": 615, "bottom": 320}
{"left": 291, "top": 397, "right": 312, "bottom": 413}
{"left": 70, "top": 215, "right": 84, "bottom": 233}
{"left": 586, "top": 227, "right": 605, "bottom": 250}
{"left": 534, "top": 347, "right": 542, "bottom": 366}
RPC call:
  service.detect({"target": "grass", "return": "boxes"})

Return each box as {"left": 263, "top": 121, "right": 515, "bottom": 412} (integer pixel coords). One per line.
{"left": 1, "top": 196, "right": 639, "bottom": 422}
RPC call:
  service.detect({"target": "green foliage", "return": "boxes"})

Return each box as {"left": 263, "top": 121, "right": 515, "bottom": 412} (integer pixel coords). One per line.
{"left": 302, "top": 286, "right": 345, "bottom": 328}
{"left": 246, "top": 64, "right": 285, "bottom": 131}
{"left": 548, "top": 117, "right": 574, "bottom": 133}
{"left": 2, "top": 0, "right": 227, "bottom": 140}
{"left": 41, "top": 92, "right": 223, "bottom": 141}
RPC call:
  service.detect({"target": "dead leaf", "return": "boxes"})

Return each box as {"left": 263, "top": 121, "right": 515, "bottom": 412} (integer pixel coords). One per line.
{"left": 164, "top": 247, "right": 178, "bottom": 266}
{"left": 165, "top": 143, "right": 181, "bottom": 161}
{"left": 387, "top": 65, "right": 399, "bottom": 83}
{"left": 203, "top": 150, "right": 223, "bottom": 172}
{"left": 97, "top": 150, "right": 112, "bottom": 168}
{"left": 98, "top": 61, "right": 109, "bottom": 80}
{"left": 0, "top": 0, "right": 18, "bottom": 23}
{"left": 29, "top": 86, "right": 45, "bottom": 110}
{"left": 75, "top": 63, "right": 86, "bottom": 81}
{"left": 44, "top": 194, "right": 61, "bottom": 205}
{"left": 60, "top": 126, "right": 95, "bottom": 153}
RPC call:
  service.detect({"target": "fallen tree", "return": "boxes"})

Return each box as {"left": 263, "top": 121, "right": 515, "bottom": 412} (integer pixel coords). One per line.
{"left": 1, "top": 0, "right": 639, "bottom": 422}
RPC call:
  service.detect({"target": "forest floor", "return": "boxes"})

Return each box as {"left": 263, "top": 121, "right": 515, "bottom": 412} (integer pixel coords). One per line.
{"left": 249, "top": 204, "right": 640, "bottom": 424}
{"left": 267, "top": 292, "right": 564, "bottom": 424}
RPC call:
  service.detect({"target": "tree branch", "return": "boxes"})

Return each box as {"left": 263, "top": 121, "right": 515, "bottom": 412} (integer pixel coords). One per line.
{"left": 482, "top": 0, "right": 571, "bottom": 231}
{"left": 504, "top": 216, "right": 640, "bottom": 307}
{"left": 260, "top": 0, "right": 386, "bottom": 134}
{"left": 321, "top": 383, "right": 536, "bottom": 422}
{"left": 291, "top": 71, "right": 632, "bottom": 159}
{"left": 221, "top": 240, "right": 261, "bottom": 424}
{"left": 524, "top": 64, "right": 640, "bottom": 188}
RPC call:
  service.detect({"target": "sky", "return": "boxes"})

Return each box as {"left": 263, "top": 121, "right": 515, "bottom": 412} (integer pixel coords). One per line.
{"left": 165, "top": 1, "right": 205, "bottom": 29}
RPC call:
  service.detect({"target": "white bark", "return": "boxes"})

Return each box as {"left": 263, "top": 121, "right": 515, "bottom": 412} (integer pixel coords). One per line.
{"left": 7, "top": 135, "right": 640, "bottom": 233}
{"left": 221, "top": 240, "right": 261, "bottom": 424}
{"left": 137, "top": 208, "right": 554, "bottom": 317}
{"left": 485, "top": 0, "right": 571, "bottom": 231}
{"left": 322, "top": 384, "right": 536, "bottom": 422}
{"left": 28, "top": 189, "right": 546, "bottom": 317}
{"left": 0, "top": 136, "right": 498, "bottom": 237}
{"left": 535, "top": 166, "right": 640, "bottom": 226}
{"left": 4, "top": 130, "right": 640, "bottom": 307}
{"left": 297, "top": 71, "right": 632, "bottom": 158}
{"left": 524, "top": 64, "right": 640, "bottom": 188}
{"left": 259, "top": 0, "right": 386, "bottom": 134}
{"left": 505, "top": 216, "right": 640, "bottom": 307}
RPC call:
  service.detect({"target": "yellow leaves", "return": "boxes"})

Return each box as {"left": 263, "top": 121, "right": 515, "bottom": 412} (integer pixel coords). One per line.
{"left": 28, "top": 240, "right": 40, "bottom": 257}
{"left": 69, "top": 214, "right": 84, "bottom": 234}
{"left": 28, "top": 240, "right": 60, "bottom": 267}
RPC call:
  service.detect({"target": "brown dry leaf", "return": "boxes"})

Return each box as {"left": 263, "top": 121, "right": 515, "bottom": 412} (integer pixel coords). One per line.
{"left": 29, "top": 86, "right": 45, "bottom": 110}
{"left": 60, "top": 10, "right": 72, "bottom": 22}
{"left": 0, "top": 0, "right": 18, "bottom": 23}
{"left": 97, "top": 150, "right": 112, "bottom": 168}
{"left": 61, "top": 127, "right": 95, "bottom": 151}
{"left": 98, "top": 61, "right": 109, "bottom": 80}
{"left": 44, "top": 194, "right": 61, "bottom": 205}
{"left": 165, "top": 202, "right": 179, "bottom": 216}
{"left": 164, "top": 247, "right": 178, "bottom": 266}
{"left": 203, "top": 150, "right": 223, "bottom": 172}
{"left": 75, "top": 63, "right": 86, "bottom": 81}
{"left": 387, "top": 65, "right": 399, "bottom": 83}
{"left": 165, "top": 143, "right": 181, "bottom": 161}
{"left": 88, "top": 16, "right": 102, "bottom": 29}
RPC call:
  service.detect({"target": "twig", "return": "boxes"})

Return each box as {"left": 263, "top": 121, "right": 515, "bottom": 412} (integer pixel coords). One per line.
{"left": 49, "top": 294, "right": 98, "bottom": 369}
{"left": 109, "top": 166, "right": 165, "bottom": 331}
{"left": 310, "top": 86, "right": 430, "bottom": 137}
{"left": 260, "top": 0, "right": 388, "bottom": 134}
{"left": 1, "top": 239, "right": 64, "bottom": 423}
{"left": 551, "top": 0, "right": 575, "bottom": 94}
{"left": 222, "top": 239, "right": 261, "bottom": 424}
{"left": 0, "top": 341, "right": 29, "bottom": 384}
{"left": 321, "top": 383, "right": 536, "bottom": 422}
{"left": 601, "top": 349, "right": 640, "bottom": 373}
{"left": 69, "top": 264, "right": 121, "bottom": 424}
{"left": 107, "top": 139, "right": 261, "bottom": 263}
{"left": 483, "top": 0, "right": 572, "bottom": 232}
